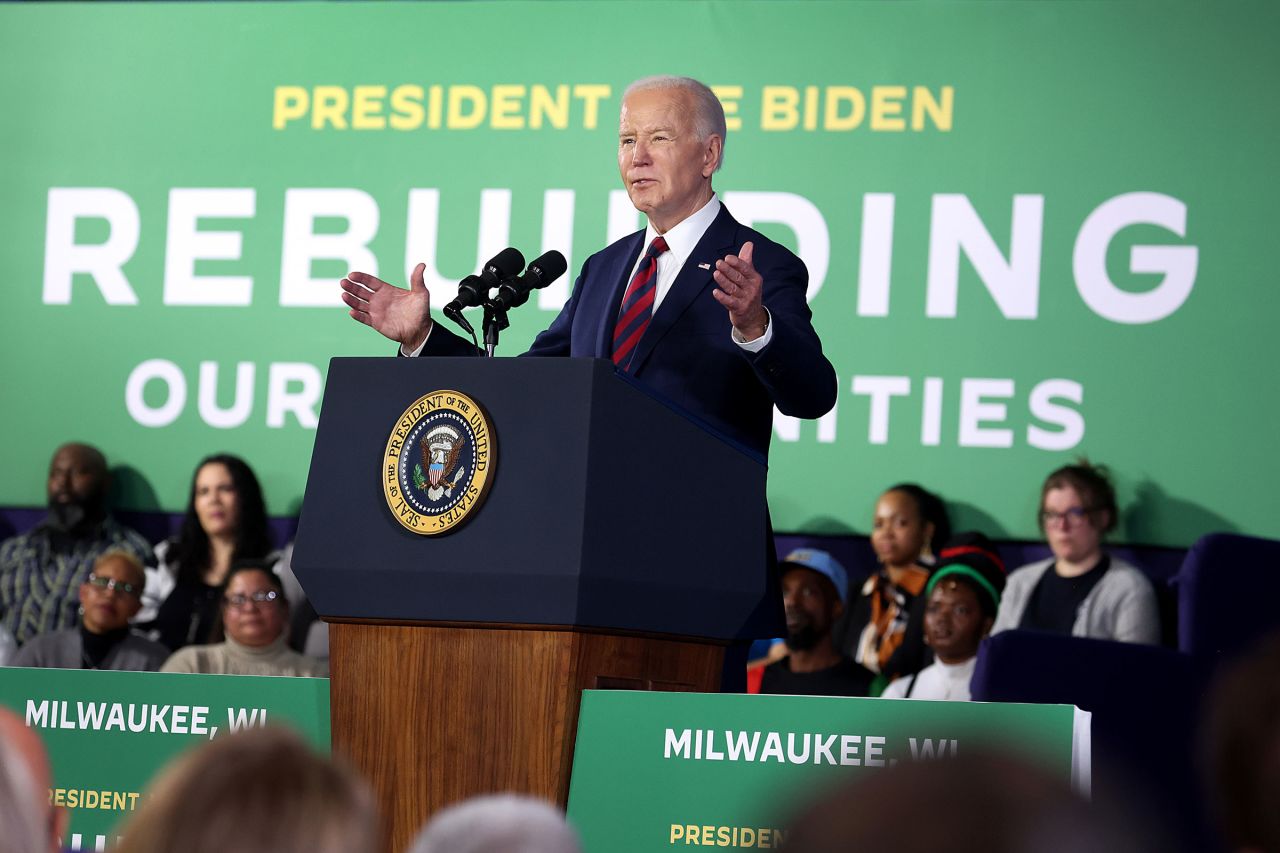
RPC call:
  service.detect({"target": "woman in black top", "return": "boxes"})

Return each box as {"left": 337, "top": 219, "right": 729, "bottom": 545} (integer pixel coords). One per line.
{"left": 137, "top": 454, "right": 273, "bottom": 650}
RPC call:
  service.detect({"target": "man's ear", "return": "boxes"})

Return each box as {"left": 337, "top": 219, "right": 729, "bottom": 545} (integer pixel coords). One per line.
{"left": 702, "top": 134, "right": 723, "bottom": 177}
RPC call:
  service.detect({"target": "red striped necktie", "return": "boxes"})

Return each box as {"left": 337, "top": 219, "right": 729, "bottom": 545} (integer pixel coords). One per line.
{"left": 611, "top": 235, "right": 669, "bottom": 371}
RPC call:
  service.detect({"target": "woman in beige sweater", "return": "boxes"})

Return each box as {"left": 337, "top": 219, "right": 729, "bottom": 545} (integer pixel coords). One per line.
{"left": 160, "top": 562, "right": 326, "bottom": 678}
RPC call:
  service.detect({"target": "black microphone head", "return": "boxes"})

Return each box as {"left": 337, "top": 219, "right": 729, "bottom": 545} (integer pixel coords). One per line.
{"left": 527, "top": 250, "right": 568, "bottom": 289}
{"left": 482, "top": 247, "right": 526, "bottom": 283}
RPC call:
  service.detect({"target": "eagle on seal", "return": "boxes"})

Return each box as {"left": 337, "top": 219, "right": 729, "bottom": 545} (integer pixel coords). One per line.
{"left": 420, "top": 424, "right": 466, "bottom": 501}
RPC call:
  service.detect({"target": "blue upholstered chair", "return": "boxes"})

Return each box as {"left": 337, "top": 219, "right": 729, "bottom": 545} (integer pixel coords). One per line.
{"left": 971, "top": 630, "right": 1217, "bottom": 852}
{"left": 1174, "top": 532, "right": 1280, "bottom": 662}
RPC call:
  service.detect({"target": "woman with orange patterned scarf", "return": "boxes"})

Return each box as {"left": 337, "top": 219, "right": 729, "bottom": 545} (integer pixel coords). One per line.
{"left": 834, "top": 484, "right": 950, "bottom": 694}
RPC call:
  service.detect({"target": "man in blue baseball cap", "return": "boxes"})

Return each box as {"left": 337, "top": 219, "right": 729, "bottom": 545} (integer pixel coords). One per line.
{"left": 760, "top": 549, "right": 873, "bottom": 697}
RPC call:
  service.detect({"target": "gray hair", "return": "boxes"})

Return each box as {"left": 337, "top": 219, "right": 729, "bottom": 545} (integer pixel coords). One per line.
{"left": 408, "top": 794, "right": 583, "bottom": 853}
{"left": 623, "top": 75, "right": 727, "bottom": 171}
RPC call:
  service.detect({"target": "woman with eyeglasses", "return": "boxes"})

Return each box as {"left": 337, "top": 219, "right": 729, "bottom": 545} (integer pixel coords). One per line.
{"left": 160, "top": 562, "right": 326, "bottom": 677}
{"left": 11, "top": 550, "right": 169, "bottom": 670}
{"left": 136, "top": 454, "right": 275, "bottom": 652}
{"left": 991, "top": 461, "right": 1159, "bottom": 644}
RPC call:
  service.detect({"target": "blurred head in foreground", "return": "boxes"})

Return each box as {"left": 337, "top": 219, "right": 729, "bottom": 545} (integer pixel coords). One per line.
{"left": 781, "top": 748, "right": 1156, "bottom": 853}
{"left": 0, "top": 701, "right": 64, "bottom": 850}
{"left": 0, "top": 707, "right": 64, "bottom": 853}
{"left": 1205, "top": 631, "right": 1280, "bottom": 853}
{"left": 116, "top": 726, "right": 378, "bottom": 853}
{"left": 409, "top": 793, "right": 583, "bottom": 853}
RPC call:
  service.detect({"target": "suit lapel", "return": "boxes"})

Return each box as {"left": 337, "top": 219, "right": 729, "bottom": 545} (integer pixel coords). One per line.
{"left": 627, "top": 206, "right": 739, "bottom": 373}
{"left": 593, "top": 231, "right": 645, "bottom": 358}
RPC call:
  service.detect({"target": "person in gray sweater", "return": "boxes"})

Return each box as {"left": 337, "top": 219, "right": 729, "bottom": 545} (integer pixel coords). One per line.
{"left": 12, "top": 550, "right": 169, "bottom": 671}
{"left": 992, "top": 461, "right": 1159, "bottom": 644}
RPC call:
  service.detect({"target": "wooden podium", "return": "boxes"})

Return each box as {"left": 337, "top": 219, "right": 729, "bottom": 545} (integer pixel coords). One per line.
{"left": 293, "top": 357, "right": 774, "bottom": 851}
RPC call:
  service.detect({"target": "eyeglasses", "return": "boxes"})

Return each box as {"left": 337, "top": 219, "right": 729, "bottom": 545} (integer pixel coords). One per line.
{"left": 224, "top": 590, "right": 280, "bottom": 610}
{"left": 85, "top": 574, "right": 140, "bottom": 599}
{"left": 1040, "top": 507, "right": 1094, "bottom": 527}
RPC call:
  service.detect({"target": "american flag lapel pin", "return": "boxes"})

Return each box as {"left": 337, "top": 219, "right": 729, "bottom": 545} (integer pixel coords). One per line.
{"left": 697, "top": 262, "right": 711, "bottom": 270}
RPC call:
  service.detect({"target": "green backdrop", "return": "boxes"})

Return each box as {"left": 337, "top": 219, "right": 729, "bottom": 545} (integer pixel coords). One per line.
{"left": 2, "top": 1, "right": 1276, "bottom": 546}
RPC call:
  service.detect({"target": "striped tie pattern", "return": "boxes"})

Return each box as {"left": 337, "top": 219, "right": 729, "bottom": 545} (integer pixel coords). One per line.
{"left": 611, "top": 236, "right": 669, "bottom": 370}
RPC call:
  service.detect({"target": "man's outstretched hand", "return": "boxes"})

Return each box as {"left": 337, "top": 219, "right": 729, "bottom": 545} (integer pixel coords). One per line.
{"left": 712, "top": 241, "right": 768, "bottom": 342}
{"left": 340, "top": 263, "right": 433, "bottom": 352}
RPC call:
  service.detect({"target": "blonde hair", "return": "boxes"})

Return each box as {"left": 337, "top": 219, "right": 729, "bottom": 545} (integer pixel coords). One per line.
{"left": 116, "top": 727, "right": 378, "bottom": 853}
{"left": 93, "top": 549, "right": 147, "bottom": 590}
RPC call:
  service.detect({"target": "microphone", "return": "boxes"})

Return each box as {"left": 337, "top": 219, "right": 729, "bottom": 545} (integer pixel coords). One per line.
{"left": 442, "top": 247, "right": 526, "bottom": 328}
{"left": 490, "top": 250, "right": 569, "bottom": 312}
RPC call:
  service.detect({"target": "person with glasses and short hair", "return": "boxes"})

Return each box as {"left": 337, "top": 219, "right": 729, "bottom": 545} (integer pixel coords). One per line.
{"left": 991, "top": 461, "right": 1159, "bottom": 644}
{"left": 160, "top": 561, "right": 326, "bottom": 677}
{"left": 11, "top": 550, "right": 169, "bottom": 671}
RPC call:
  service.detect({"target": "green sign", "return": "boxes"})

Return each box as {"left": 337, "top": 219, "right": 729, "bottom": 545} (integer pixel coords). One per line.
{"left": 567, "top": 690, "right": 1088, "bottom": 851}
{"left": 0, "top": 666, "right": 330, "bottom": 853}
{"left": 1, "top": 2, "right": 1275, "bottom": 546}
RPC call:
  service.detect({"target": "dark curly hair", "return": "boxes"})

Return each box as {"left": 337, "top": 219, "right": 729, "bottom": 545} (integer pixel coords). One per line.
{"left": 169, "top": 454, "right": 273, "bottom": 586}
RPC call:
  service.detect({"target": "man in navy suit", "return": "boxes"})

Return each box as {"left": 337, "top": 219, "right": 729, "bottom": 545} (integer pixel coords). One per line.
{"left": 340, "top": 75, "right": 836, "bottom": 458}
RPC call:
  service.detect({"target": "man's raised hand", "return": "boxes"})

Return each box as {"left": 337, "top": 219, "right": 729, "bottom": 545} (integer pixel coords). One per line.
{"left": 340, "top": 263, "right": 434, "bottom": 351}
{"left": 712, "top": 241, "right": 768, "bottom": 342}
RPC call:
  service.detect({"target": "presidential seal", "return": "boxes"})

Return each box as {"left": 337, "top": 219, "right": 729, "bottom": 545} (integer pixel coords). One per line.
{"left": 382, "top": 390, "right": 496, "bottom": 535}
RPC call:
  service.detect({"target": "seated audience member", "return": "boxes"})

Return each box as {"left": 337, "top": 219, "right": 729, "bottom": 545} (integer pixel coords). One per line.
{"left": 0, "top": 707, "right": 66, "bottom": 853}
{"left": 12, "top": 551, "right": 168, "bottom": 671}
{"left": 160, "top": 562, "right": 326, "bottom": 677}
{"left": 116, "top": 726, "right": 377, "bottom": 853}
{"left": 834, "top": 483, "right": 951, "bottom": 686}
{"left": 1204, "top": 631, "right": 1280, "bottom": 853}
{"left": 992, "top": 461, "right": 1159, "bottom": 644}
{"left": 409, "top": 794, "right": 583, "bottom": 853}
{"left": 138, "top": 454, "right": 274, "bottom": 651}
{"left": 882, "top": 533, "right": 1007, "bottom": 701}
{"left": 0, "top": 443, "right": 151, "bottom": 644}
{"left": 760, "top": 549, "right": 873, "bottom": 697}
{"left": 0, "top": 624, "right": 14, "bottom": 667}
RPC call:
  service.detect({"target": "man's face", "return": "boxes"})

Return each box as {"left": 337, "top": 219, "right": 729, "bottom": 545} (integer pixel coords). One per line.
{"left": 923, "top": 579, "right": 992, "bottom": 664}
{"left": 79, "top": 555, "right": 144, "bottom": 634}
{"left": 782, "top": 567, "right": 841, "bottom": 652}
{"left": 46, "top": 444, "right": 107, "bottom": 529}
{"left": 617, "top": 87, "right": 721, "bottom": 233}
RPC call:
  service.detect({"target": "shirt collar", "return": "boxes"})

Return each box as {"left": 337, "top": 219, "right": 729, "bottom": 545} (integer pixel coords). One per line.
{"left": 642, "top": 194, "right": 721, "bottom": 269}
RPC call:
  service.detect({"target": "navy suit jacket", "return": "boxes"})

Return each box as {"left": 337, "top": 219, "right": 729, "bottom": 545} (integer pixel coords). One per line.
{"left": 423, "top": 204, "right": 837, "bottom": 458}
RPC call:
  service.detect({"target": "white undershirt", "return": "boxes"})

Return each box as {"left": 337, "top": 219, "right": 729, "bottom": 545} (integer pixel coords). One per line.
{"left": 880, "top": 657, "right": 978, "bottom": 702}
{"left": 402, "top": 193, "right": 772, "bottom": 356}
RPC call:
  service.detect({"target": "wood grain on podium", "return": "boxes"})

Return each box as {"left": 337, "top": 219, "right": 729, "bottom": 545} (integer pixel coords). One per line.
{"left": 329, "top": 620, "right": 724, "bottom": 853}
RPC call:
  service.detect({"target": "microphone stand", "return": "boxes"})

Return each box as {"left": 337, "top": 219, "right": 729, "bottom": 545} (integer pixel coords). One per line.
{"left": 482, "top": 302, "right": 509, "bottom": 358}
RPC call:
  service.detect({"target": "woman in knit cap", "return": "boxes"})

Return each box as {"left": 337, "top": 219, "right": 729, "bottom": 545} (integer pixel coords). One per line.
{"left": 881, "top": 532, "right": 1006, "bottom": 702}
